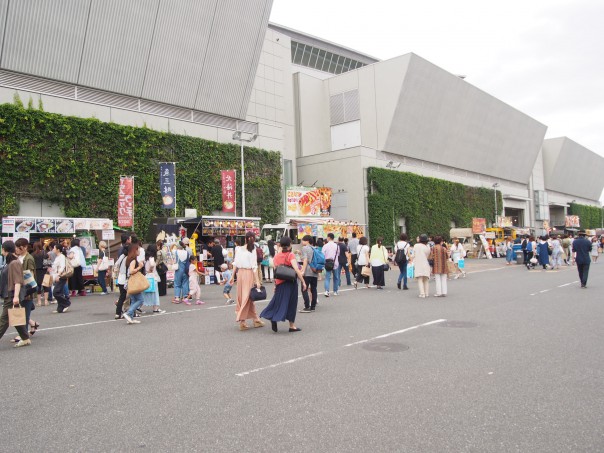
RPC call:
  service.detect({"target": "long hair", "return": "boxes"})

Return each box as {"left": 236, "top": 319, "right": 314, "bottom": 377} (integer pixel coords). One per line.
{"left": 245, "top": 232, "right": 255, "bottom": 253}
{"left": 146, "top": 244, "right": 157, "bottom": 261}
{"left": 2, "top": 241, "right": 18, "bottom": 265}
{"left": 126, "top": 243, "right": 139, "bottom": 270}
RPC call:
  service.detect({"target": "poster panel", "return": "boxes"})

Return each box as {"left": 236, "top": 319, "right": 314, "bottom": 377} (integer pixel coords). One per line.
{"left": 472, "top": 218, "right": 487, "bottom": 234}
{"left": 221, "top": 170, "right": 236, "bottom": 213}
{"left": 160, "top": 163, "right": 176, "bottom": 209}
{"left": 118, "top": 177, "right": 134, "bottom": 227}
{"left": 286, "top": 186, "right": 332, "bottom": 217}
{"left": 565, "top": 215, "right": 580, "bottom": 228}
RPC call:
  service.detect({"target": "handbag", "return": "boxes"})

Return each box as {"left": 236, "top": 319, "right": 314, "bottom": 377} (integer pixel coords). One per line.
{"left": 8, "top": 305, "right": 26, "bottom": 327}
{"left": 274, "top": 264, "right": 297, "bottom": 281}
{"left": 361, "top": 265, "right": 371, "bottom": 277}
{"left": 42, "top": 273, "right": 53, "bottom": 288}
{"left": 250, "top": 285, "right": 267, "bottom": 301}
{"left": 98, "top": 256, "right": 109, "bottom": 271}
{"left": 143, "top": 276, "right": 157, "bottom": 293}
{"left": 406, "top": 263, "right": 415, "bottom": 279}
{"left": 156, "top": 262, "right": 168, "bottom": 274}
{"left": 126, "top": 271, "right": 150, "bottom": 295}
{"left": 61, "top": 259, "right": 74, "bottom": 278}
{"left": 382, "top": 263, "right": 390, "bottom": 271}
{"left": 458, "top": 258, "right": 465, "bottom": 269}
{"left": 23, "top": 270, "right": 38, "bottom": 296}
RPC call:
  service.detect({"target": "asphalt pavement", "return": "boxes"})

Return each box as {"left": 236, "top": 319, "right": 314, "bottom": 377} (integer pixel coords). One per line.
{"left": 1, "top": 258, "right": 603, "bottom": 452}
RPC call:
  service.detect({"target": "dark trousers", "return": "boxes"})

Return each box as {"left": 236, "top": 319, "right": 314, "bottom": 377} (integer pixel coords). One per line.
{"left": 342, "top": 263, "right": 351, "bottom": 285}
{"left": 158, "top": 272, "right": 167, "bottom": 296}
{"left": 302, "top": 276, "right": 318, "bottom": 309}
{"left": 69, "top": 265, "right": 84, "bottom": 292}
{"left": 356, "top": 264, "right": 369, "bottom": 284}
{"left": 116, "top": 284, "right": 128, "bottom": 316}
{"left": 577, "top": 263, "right": 590, "bottom": 286}
{"left": 372, "top": 265, "right": 385, "bottom": 287}
{"left": 0, "top": 297, "right": 30, "bottom": 341}
{"left": 97, "top": 270, "right": 108, "bottom": 293}
{"left": 351, "top": 254, "right": 358, "bottom": 276}
{"left": 53, "top": 279, "right": 71, "bottom": 312}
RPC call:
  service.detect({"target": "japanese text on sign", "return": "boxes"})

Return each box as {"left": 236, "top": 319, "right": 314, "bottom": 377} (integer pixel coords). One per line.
{"left": 118, "top": 177, "right": 134, "bottom": 227}
{"left": 221, "top": 170, "right": 236, "bottom": 213}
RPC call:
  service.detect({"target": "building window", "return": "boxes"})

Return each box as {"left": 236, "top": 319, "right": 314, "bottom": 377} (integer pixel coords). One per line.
{"left": 290, "top": 41, "right": 366, "bottom": 75}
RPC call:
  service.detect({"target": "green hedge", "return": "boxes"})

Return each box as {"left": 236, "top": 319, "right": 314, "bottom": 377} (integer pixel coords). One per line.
{"left": 569, "top": 203, "right": 602, "bottom": 229}
{"left": 0, "top": 101, "right": 282, "bottom": 239}
{"left": 367, "top": 168, "right": 500, "bottom": 243}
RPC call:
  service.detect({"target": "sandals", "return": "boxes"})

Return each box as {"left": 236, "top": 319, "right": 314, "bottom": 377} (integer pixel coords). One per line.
{"left": 30, "top": 322, "right": 40, "bottom": 336}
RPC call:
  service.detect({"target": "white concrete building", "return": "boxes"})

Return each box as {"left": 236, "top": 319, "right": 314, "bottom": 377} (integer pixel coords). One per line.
{"left": 1, "top": 0, "right": 602, "bottom": 231}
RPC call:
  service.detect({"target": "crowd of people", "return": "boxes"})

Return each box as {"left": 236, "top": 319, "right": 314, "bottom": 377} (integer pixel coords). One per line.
{"left": 0, "top": 228, "right": 598, "bottom": 349}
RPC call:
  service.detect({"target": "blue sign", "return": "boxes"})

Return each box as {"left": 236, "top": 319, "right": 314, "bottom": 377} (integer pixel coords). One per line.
{"left": 160, "top": 163, "right": 176, "bottom": 209}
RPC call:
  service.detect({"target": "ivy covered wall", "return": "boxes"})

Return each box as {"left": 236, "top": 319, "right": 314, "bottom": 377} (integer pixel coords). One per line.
{"left": 367, "top": 168, "right": 501, "bottom": 243}
{"left": 569, "top": 202, "right": 602, "bottom": 230}
{"left": 0, "top": 102, "right": 282, "bottom": 239}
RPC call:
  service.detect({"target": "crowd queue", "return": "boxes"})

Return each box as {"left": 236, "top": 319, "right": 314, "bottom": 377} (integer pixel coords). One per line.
{"left": 0, "top": 228, "right": 598, "bottom": 349}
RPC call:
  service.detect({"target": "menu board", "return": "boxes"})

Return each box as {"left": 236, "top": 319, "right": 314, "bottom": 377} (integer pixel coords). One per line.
{"left": 1, "top": 217, "right": 113, "bottom": 234}
{"left": 200, "top": 219, "right": 260, "bottom": 237}
{"left": 296, "top": 223, "right": 365, "bottom": 240}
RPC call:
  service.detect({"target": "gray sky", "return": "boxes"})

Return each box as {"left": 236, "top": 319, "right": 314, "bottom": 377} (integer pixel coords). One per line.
{"left": 270, "top": 0, "right": 604, "bottom": 157}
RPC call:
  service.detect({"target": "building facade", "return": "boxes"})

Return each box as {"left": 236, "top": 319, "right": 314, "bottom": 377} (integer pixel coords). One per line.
{"left": 1, "top": 0, "right": 602, "bottom": 233}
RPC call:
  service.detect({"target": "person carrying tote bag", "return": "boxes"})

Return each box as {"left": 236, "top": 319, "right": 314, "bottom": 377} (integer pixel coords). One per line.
{"left": 0, "top": 241, "right": 31, "bottom": 347}
{"left": 123, "top": 243, "right": 146, "bottom": 325}
{"left": 369, "top": 237, "right": 389, "bottom": 290}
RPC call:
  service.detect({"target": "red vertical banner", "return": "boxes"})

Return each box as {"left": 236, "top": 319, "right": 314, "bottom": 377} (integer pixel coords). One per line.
{"left": 221, "top": 170, "right": 236, "bottom": 213}
{"left": 118, "top": 176, "right": 134, "bottom": 227}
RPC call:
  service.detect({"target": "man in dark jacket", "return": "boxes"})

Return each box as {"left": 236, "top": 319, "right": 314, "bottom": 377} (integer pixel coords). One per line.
{"left": 572, "top": 230, "right": 592, "bottom": 288}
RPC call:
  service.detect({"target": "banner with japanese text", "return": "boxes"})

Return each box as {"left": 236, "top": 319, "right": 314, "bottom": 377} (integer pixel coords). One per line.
{"left": 160, "top": 163, "right": 176, "bottom": 209}
{"left": 118, "top": 176, "right": 134, "bottom": 227}
{"left": 221, "top": 170, "right": 236, "bottom": 212}
{"left": 286, "top": 186, "right": 332, "bottom": 217}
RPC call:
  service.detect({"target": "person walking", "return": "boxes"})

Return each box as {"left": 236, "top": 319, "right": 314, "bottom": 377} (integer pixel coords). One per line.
{"left": 0, "top": 241, "right": 31, "bottom": 348}
{"left": 187, "top": 255, "right": 205, "bottom": 305}
{"left": 430, "top": 236, "right": 448, "bottom": 297}
{"left": 573, "top": 231, "right": 592, "bottom": 288}
{"left": 394, "top": 233, "right": 411, "bottom": 290}
{"left": 355, "top": 237, "right": 371, "bottom": 289}
{"left": 413, "top": 234, "right": 431, "bottom": 298}
{"left": 525, "top": 236, "right": 537, "bottom": 269}
{"left": 590, "top": 237, "right": 599, "bottom": 263}
{"left": 96, "top": 241, "right": 110, "bottom": 295}
{"left": 50, "top": 243, "right": 71, "bottom": 314}
{"left": 172, "top": 241, "right": 190, "bottom": 304}
{"left": 338, "top": 237, "right": 352, "bottom": 286}
{"left": 449, "top": 238, "right": 466, "bottom": 279}
{"left": 142, "top": 244, "right": 165, "bottom": 314}
{"left": 348, "top": 233, "right": 360, "bottom": 278}
{"left": 536, "top": 236, "right": 550, "bottom": 270}
{"left": 550, "top": 235, "right": 563, "bottom": 269}
{"left": 261, "top": 236, "right": 305, "bottom": 332}
{"left": 229, "top": 232, "right": 265, "bottom": 331}
{"left": 369, "top": 237, "right": 389, "bottom": 289}
{"left": 32, "top": 242, "right": 47, "bottom": 306}
{"left": 15, "top": 238, "right": 39, "bottom": 336}
{"left": 561, "top": 234, "right": 572, "bottom": 265}
{"left": 113, "top": 246, "right": 128, "bottom": 319}
{"left": 123, "top": 243, "right": 145, "bottom": 325}
{"left": 322, "top": 233, "right": 340, "bottom": 297}
{"left": 504, "top": 236, "right": 515, "bottom": 265}
{"left": 299, "top": 235, "right": 318, "bottom": 313}
{"left": 68, "top": 238, "right": 86, "bottom": 297}
{"left": 156, "top": 240, "right": 168, "bottom": 297}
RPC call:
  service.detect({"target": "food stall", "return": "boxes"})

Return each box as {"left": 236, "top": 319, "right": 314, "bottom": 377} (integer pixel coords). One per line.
{"left": 2, "top": 216, "right": 116, "bottom": 292}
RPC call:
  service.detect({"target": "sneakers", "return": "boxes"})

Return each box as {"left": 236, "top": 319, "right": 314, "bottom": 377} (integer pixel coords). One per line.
{"left": 14, "top": 339, "right": 31, "bottom": 348}
{"left": 333, "top": 292, "right": 339, "bottom": 296}
{"left": 114, "top": 314, "right": 123, "bottom": 319}
{"left": 123, "top": 313, "right": 133, "bottom": 324}
{"left": 184, "top": 300, "right": 192, "bottom": 306}
{"left": 325, "top": 291, "right": 330, "bottom": 297}
{"left": 225, "top": 298, "right": 235, "bottom": 305}
{"left": 299, "top": 308, "right": 312, "bottom": 313}
{"left": 100, "top": 292, "right": 108, "bottom": 296}
{"left": 63, "top": 306, "right": 69, "bottom": 313}
{"left": 195, "top": 300, "right": 205, "bottom": 305}
{"left": 153, "top": 309, "right": 166, "bottom": 314}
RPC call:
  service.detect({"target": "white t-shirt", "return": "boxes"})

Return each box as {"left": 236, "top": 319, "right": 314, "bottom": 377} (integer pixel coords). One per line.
{"left": 356, "top": 245, "right": 370, "bottom": 266}
{"left": 233, "top": 247, "right": 258, "bottom": 270}
{"left": 394, "top": 241, "right": 410, "bottom": 258}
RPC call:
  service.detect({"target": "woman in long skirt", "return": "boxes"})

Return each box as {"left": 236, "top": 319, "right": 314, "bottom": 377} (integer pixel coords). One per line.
{"left": 230, "top": 232, "right": 264, "bottom": 331}
{"left": 369, "top": 237, "right": 389, "bottom": 289}
{"left": 261, "top": 236, "right": 306, "bottom": 333}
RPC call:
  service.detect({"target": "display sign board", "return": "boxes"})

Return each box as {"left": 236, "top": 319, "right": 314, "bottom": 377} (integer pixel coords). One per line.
{"left": 200, "top": 218, "right": 260, "bottom": 237}
{"left": 2, "top": 217, "right": 112, "bottom": 234}
{"left": 160, "top": 163, "right": 176, "bottom": 209}
{"left": 102, "top": 229, "right": 115, "bottom": 240}
{"left": 565, "top": 215, "right": 580, "bottom": 228}
{"left": 498, "top": 216, "right": 514, "bottom": 228}
{"left": 472, "top": 218, "right": 487, "bottom": 234}
{"left": 286, "top": 186, "right": 332, "bottom": 217}
{"left": 296, "top": 223, "right": 365, "bottom": 240}
{"left": 118, "top": 176, "right": 134, "bottom": 227}
{"left": 221, "top": 170, "right": 236, "bottom": 213}
{"left": 2, "top": 218, "right": 15, "bottom": 233}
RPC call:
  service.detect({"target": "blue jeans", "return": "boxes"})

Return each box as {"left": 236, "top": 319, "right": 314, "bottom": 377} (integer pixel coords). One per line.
{"left": 97, "top": 270, "right": 108, "bottom": 293}
{"left": 126, "top": 292, "right": 144, "bottom": 317}
{"left": 173, "top": 267, "right": 189, "bottom": 299}
{"left": 397, "top": 262, "right": 408, "bottom": 287}
{"left": 342, "top": 264, "right": 351, "bottom": 285}
{"left": 324, "top": 268, "right": 340, "bottom": 293}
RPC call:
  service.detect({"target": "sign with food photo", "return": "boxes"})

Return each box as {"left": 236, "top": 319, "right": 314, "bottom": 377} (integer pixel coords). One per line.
{"left": 221, "top": 170, "right": 236, "bottom": 213}
{"left": 160, "top": 162, "right": 176, "bottom": 209}
{"left": 286, "top": 186, "right": 331, "bottom": 217}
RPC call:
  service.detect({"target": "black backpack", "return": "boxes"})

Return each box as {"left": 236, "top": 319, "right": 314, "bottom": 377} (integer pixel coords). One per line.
{"left": 394, "top": 243, "right": 408, "bottom": 265}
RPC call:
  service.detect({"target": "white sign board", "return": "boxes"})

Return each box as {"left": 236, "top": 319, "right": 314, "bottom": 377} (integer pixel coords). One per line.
{"left": 102, "top": 229, "right": 115, "bottom": 240}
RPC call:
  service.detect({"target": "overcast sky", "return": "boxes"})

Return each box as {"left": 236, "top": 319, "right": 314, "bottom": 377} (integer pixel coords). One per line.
{"left": 270, "top": 0, "right": 604, "bottom": 157}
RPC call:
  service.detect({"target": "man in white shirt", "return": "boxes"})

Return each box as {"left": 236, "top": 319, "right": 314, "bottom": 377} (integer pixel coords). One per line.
{"left": 322, "top": 233, "right": 340, "bottom": 297}
{"left": 348, "top": 233, "right": 360, "bottom": 278}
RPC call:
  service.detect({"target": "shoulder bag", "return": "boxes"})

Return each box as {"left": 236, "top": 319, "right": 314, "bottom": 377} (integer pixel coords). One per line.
{"left": 127, "top": 271, "right": 150, "bottom": 295}
{"left": 274, "top": 253, "right": 297, "bottom": 281}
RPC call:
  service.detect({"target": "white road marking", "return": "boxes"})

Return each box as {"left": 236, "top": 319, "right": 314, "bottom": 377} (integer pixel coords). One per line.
{"left": 530, "top": 281, "right": 580, "bottom": 297}
{"left": 236, "top": 318, "right": 447, "bottom": 377}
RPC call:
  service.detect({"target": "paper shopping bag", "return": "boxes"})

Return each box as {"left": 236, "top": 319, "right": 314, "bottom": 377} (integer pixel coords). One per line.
{"left": 8, "top": 306, "right": 26, "bottom": 327}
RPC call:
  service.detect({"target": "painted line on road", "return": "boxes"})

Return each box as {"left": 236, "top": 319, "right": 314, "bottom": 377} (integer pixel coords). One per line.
{"left": 530, "top": 280, "right": 579, "bottom": 296}
{"left": 235, "top": 318, "right": 447, "bottom": 377}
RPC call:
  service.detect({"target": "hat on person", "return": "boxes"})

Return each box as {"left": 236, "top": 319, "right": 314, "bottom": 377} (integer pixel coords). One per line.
{"left": 419, "top": 234, "right": 429, "bottom": 243}
{"left": 220, "top": 263, "right": 228, "bottom": 270}
{"left": 578, "top": 229, "right": 586, "bottom": 235}
{"left": 182, "top": 237, "right": 190, "bottom": 245}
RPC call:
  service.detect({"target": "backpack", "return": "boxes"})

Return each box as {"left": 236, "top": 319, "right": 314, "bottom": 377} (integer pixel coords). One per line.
{"left": 394, "top": 243, "right": 408, "bottom": 265}
{"left": 337, "top": 243, "right": 348, "bottom": 266}
{"left": 310, "top": 246, "right": 325, "bottom": 273}
{"left": 255, "top": 246, "right": 264, "bottom": 263}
